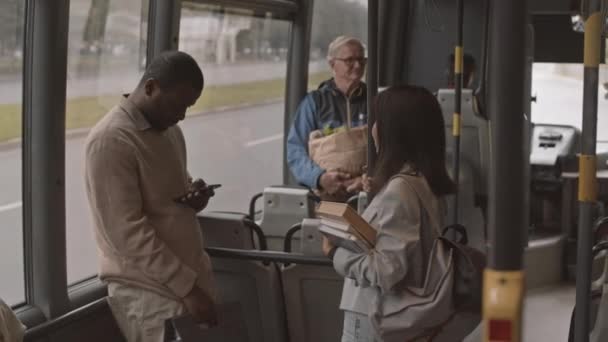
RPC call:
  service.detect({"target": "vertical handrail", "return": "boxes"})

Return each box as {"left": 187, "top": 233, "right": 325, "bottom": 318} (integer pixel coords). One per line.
{"left": 283, "top": 0, "right": 314, "bottom": 185}
{"left": 450, "top": 0, "right": 465, "bottom": 225}
{"left": 574, "top": 1, "right": 602, "bottom": 341}
{"left": 366, "top": 0, "right": 379, "bottom": 200}
{"left": 483, "top": 0, "right": 528, "bottom": 340}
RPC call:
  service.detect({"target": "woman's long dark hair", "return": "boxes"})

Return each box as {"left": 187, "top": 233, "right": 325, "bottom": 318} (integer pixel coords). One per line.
{"left": 372, "top": 85, "right": 455, "bottom": 196}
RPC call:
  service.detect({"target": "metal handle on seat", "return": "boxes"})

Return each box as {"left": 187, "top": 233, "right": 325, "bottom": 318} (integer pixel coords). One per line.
{"left": 243, "top": 219, "right": 268, "bottom": 251}
{"left": 248, "top": 192, "right": 264, "bottom": 221}
{"left": 346, "top": 195, "right": 358, "bottom": 209}
{"left": 283, "top": 223, "right": 302, "bottom": 253}
{"left": 592, "top": 241, "right": 608, "bottom": 259}
{"left": 591, "top": 239, "right": 608, "bottom": 290}
{"left": 594, "top": 216, "right": 608, "bottom": 242}
{"left": 307, "top": 191, "right": 321, "bottom": 203}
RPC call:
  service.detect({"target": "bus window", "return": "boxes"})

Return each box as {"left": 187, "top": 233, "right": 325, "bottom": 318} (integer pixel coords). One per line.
{"left": 0, "top": 1, "right": 25, "bottom": 306}
{"left": 531, "top": 62, "right": 608, "bottom": 154}
{"left": 308, "top": 0, "right": 368, "bottom": 90}
{"left": 64, "top": 0, "right": 148, "bottom": 285}
{"left": 179, "top": 3, "right": 290, "bottom": 212}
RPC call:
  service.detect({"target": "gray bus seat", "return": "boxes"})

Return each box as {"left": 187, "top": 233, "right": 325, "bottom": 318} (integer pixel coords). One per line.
{"left": 165, "top": 302, "right": 248, "bottom": 342}
{"left": 198, "top": 211, "right": 268, "bottom": 250}
{"left": 198, "top": 212, "right": 256, "bottom": 249}
{"left": 568, "top": 239, "right": 608, "bottom": 342}
{"left": 590, "top": 235, "right": 608, "bottom": 342}
{"left": 197, "top": 212, "right": 287, "bottom": 342}
{"left": 282, "top": 218, "right": 338, "bottom": 256}
{"left": 281, "top": 264, "right": 343, "bottom": 342}
{"left": 24, "top": 298, "right": 125, "bottom": 342}
{"left": 280, "top": 218, "right": 344, "bottom": 342}
{"left": 437, "top": 89, "right": 491, "bottom": 205}
{"left": 255, "top": 187, "right": 315, "bottom": 251}
{"left": 591, "top": 284, "right": 608, "bottom": 342}
{"left": 299, "top": 218, "right": 324, "bottom": 256}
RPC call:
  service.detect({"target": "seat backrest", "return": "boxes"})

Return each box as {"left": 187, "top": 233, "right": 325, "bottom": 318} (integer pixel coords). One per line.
{"left": 198, "top": 212, "right": 255, "bottom": 249}
{"left": 277, "top": 217, "right": 343, "bottom": 342}
{"left": 590, "top": 284, "right": 608, "bottom": 342}
{"left": 24, "top": 298, "right": 125, "bottom": 342}
{"left": 165, "top": 302, "right": 248, "bottom": 342}
{"left": 199, "top": 213, "right": 287, "bottom": 342}
{"left": 209, "top": 259, "right": 287, "bottom": 342}
{"left": 280, "top": 264, "right": 344, "bottom": 342}
{"left": 257, "top": 187, "right": 315, "bottom": 251}
{"left": 299, "top": 218, "right": 324, "bottom": 256}
{"left": 437, "top": 89, "right": 491, "bottom": 201}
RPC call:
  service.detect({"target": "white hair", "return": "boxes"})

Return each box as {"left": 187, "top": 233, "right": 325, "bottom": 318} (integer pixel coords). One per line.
{"left": 326, "top": 36, "right": 365, "bottom": 61}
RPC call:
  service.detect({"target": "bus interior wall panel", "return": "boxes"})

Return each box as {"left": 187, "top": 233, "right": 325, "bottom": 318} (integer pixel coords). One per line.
{"left": 393, "top": 0, "right": 485, "bottom": 92}
{"left": 529, "top": 0, "right": 580, "bottom": 14}
{"left": 532, "top": 14, "right": 606, "bottom": 63}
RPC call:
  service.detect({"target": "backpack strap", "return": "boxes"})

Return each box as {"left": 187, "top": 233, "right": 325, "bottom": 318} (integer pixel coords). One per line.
{"left": 390, "top": 172, "right": 443, "bottom": 237}
{"left": 393, "top": 173, "right": 470, "bottom": 245}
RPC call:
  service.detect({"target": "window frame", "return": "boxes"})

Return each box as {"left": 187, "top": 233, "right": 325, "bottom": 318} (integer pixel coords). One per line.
{"left": 21, "top": 0, "right": 71, "bottom": 320}
{"left": 187, "top": 0, "right": 298, "bottom": 20}
{"left": 13, "top": 0, "right": 313, "bottom": 332}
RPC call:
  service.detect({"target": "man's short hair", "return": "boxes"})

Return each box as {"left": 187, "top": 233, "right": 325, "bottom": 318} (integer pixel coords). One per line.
{"left": 447, "top": 53, "right": 476, "bottom": 88}
{"left": 327, "top": 36, "right": 365, "bottom": 61}
{"left": 139, "top": 51, "right": 204, "bottom": 91}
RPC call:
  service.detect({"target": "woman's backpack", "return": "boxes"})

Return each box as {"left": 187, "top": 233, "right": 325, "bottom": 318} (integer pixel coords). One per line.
{"left": 369, "top": 175, "right": 485, "bottom": 342}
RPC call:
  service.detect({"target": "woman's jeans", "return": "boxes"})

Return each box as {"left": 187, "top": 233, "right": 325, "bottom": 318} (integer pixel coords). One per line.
{"left": 341, "top": 310, "right": 376, "bottom": 342}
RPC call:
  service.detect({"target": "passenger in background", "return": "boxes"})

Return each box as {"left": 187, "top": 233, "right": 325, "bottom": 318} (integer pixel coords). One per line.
{"left": 323, "top": 85, "right": 455, "bottom": 341}
{"left": 446, "top": 52, "right": 476, "bottom": 89}
{"left": 287, "top": 36, "right": 368, "bottom": 201}
{"left": 84, "top": 51, "right": 217, "bottom": 342}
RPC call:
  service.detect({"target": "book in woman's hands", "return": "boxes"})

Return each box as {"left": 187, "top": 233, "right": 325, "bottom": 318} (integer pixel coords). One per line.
{"left": 318, "top": 224, "right": 367, "bottom": 253}
{"left": 316, "top": 201, "right": 376, "bottom": 252}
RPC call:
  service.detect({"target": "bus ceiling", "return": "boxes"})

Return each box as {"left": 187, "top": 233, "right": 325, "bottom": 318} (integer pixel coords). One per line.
{"left": 533, "top": 14, "right": 606, "bottom": 63}
{"left": 375, "top": 0, "right": 604, "bottom": 90}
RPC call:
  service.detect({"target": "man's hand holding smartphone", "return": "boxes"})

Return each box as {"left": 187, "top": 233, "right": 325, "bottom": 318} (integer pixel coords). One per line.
{"left": 175, "top": 178, "right": 221, "bottom": 212}
{"left": 182, "top": 286, "right": 218, "bottom": 327}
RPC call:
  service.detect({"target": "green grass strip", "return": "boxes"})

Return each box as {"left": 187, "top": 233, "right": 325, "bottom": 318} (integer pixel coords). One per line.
{"left": 0, "top": 71, "right": 331, "bottom": 143}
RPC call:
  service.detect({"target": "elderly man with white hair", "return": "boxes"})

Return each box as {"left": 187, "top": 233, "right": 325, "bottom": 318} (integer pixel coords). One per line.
{"left": 287, "top": 36, "right": 368, "bottom": 200}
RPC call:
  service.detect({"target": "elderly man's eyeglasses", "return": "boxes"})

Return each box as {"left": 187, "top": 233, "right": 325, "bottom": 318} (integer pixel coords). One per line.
{"left": 334, "top": 57, "right": 367, "bottom": 67}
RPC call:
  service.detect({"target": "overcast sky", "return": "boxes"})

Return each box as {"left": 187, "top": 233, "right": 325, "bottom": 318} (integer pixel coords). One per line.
{"left": 346, "top": 0, "right": 368, "bottom": 7}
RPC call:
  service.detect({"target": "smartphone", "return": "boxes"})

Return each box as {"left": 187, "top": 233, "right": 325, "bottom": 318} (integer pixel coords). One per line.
{"left": 206, "top": 184, "right": 222, "bottom": 191}
{"left": 175, "top": 184, "right": 222, "bottom": 204}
